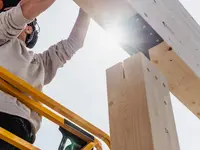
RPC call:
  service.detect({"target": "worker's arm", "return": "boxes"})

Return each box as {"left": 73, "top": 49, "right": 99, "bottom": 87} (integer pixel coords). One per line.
{"left": 37, "top": 9, "right": 90, "bottom": 85}
{"left": 0, "top": 4, "right": 31, "bottom": 42}
{"left": 20, "top": 0, "right": 55, "bottom": 20}
{"left": 0, "top": 0, "right": 55, "bottom": 42}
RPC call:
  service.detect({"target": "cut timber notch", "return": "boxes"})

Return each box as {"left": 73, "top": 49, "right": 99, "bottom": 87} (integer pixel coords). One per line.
{"left": 106, "top": 53, "right": 180, "bottom": 150}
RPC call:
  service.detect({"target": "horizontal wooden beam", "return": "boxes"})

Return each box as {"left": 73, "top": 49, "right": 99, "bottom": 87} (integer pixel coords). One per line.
{"left": 74, "top": 0, "right": 200, "bottom": 77}
{"left": 73, "top": 0, "right": 136, "bottom": 28}
{"left": 128, "top": 0, "right": 200, "bottom": 76}
{"left": 73, "top": 0, "right": 163, "bottom": 58}
{"left": 106, "top": 53, "right": 180, "bottom": 150}
{"left": 149, "top": 42, "right": 200, "bottom": 118}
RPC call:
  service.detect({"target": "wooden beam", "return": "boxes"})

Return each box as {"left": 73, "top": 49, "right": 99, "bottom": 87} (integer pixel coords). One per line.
{"left": 106, "top": 53, "right": 180, "bottom": 150}
{"left": 73, "top": 0, "right": 200, "bottom": 119}
{"left": 73, "top": 0, "right": 136, "bottom": 28}
{"left": 149, "top": 42, "right": 200, "bottom": 117}
{"left": 128, "top": 0, "right": 200, "bottom": 76}
{"left": 74, "top": 0, "right": 200, "bottom": 77}
{"left": 73, "top": 0, "right": 163, "bottom": 58}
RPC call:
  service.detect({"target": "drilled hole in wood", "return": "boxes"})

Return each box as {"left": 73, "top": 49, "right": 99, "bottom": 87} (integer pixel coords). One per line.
{"left": 197, "top": 112, "right": 200, "bottom": 116}
{"left": 109, "top": 101, "right": 114, "bottom": 107}
{"left": 163, "top": 83, "right": 166, "bottom": 88}
{"left": 155, "top": 76, "right": 158, "bottom": 80}
{"left": 165, "top": 128, "right": 169, "bottom": 134}
{"left": 162, "top": 21, "right": 166, "bottom": 26}
{"left": 169, "top": 60, "right": 173, "bottom": 62}
{"left": 122, "top": 69, "right": 126, "bottom": 79}
{"left": 147, "top": 68, "right": 150, "bottom": 72}
{"left": 164, "top": 101, "right": 167, "bottom": 105}
{"left": 192, "top": 101, "right": 196, "bottom": 105}
{"left": 168, "top": 47, "right": 172, "bottom": 51}
{"left": 153, "top": 60, "right": 159, "bottom": 64}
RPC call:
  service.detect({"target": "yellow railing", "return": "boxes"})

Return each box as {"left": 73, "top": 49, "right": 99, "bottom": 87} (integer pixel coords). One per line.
{"left": 0, "top": 66, "right": 110, "bottom": 150}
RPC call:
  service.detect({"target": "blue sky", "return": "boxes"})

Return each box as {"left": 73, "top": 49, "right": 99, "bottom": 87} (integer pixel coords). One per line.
{"left": 31, "top": 0, "right": 200, "bottom": 149}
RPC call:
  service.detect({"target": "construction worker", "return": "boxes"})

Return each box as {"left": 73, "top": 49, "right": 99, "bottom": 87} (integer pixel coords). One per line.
{"left": 0, "top": 0, "right": 90, "bottom": 149}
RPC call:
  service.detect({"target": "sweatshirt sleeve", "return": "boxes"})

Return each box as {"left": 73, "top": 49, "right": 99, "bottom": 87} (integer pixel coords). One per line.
{"left": 37, "top": 13, "right": 90, "bottom": 85}
{"left": 0, "top": 3, "right": 32, "bottom": 42}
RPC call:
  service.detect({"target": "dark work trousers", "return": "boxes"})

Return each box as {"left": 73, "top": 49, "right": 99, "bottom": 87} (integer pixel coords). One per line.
{"left": 0, "top": 112, "right": 35, "bottom": 150}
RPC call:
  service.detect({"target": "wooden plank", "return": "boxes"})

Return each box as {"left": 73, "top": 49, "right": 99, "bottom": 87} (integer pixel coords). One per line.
{"left": 106, "top": 53, "right": 180, "bottom": 150}
{"left": 149, "top": 42, "right": 200, "bottom": 117}
{"left": 128, "top": 0, "right": 200, "bottom": 76}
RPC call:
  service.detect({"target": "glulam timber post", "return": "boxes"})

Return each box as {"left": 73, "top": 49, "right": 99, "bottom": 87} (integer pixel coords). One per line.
{"left": 106, "top": 53, "right": 180, "bottom": 150}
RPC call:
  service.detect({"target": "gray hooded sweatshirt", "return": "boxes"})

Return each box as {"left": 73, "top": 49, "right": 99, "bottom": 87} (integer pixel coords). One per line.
{"left": 0, "top": 4, "right": 90, "bottom": 134}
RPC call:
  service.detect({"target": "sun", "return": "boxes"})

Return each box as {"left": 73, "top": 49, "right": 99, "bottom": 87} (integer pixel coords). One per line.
{"left": 87, "top": 21, "right": 125, "bottom": 51}
{"left": 103, "top": 26, "right": 125, "bottom": 49}
{"left": 105, "top": 27, "right": 124, "bottom": 46}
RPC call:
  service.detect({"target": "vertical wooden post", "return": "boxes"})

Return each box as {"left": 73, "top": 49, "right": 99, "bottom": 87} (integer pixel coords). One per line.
{"left": 106, "top": 53, "right": 180, "bottom": 150}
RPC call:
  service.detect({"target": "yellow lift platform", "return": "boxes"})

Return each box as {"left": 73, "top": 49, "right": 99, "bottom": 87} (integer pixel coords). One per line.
{"left": 0, "top": 66, "right": 110, "bottom": 150}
